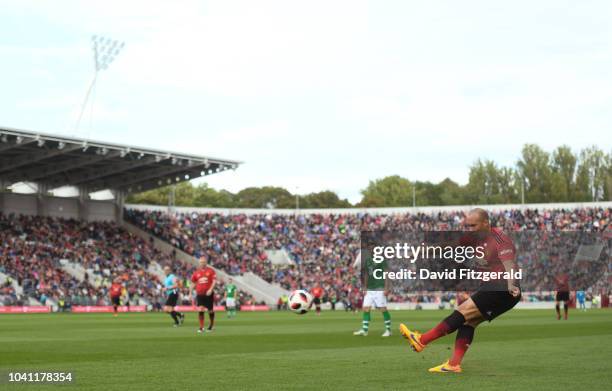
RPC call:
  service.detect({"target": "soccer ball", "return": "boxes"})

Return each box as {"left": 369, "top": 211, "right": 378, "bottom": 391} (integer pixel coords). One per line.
{"left": 288, "top": 290, "right": 313, "bottom": 315}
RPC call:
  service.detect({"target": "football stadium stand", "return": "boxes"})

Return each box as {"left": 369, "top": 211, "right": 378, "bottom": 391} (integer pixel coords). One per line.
{"left": 0, "top": 213, "right": 257, "bottom": 308}
{"left": 0, "top": 127, "right": 254, "bottom": 308}
{"left": 125, "top": 203, "right": 611, "bottom": 306}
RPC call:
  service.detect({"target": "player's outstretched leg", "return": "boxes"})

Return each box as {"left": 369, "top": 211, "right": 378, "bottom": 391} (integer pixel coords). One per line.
{"left": 419, "top": 310, "right": 466, "bottom": 345}
{"left": 400, "top": 310, "right": 466, "bottom": 352}
{"left": 555, "top": 303, "right": 561, "bottom": 320}
{"left": 354, "top": 310, "right": 370, "bottom": 336}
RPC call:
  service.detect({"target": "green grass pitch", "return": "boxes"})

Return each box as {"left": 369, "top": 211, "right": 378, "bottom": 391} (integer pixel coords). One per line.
{"left": 1, "top": 309, "right": 611, "bottom": 390}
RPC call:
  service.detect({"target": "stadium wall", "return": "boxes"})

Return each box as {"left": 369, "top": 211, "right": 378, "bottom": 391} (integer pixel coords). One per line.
{"left": 1, "top": 192, "right": 117, "bottom": 221}
{"left": 126, "top": 200, "right": 612, "bottom": 216}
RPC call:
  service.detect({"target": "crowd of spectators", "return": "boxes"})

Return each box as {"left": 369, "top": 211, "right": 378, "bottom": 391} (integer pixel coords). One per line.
{"left": 0, "top": 213, "right": 255, "bottom": 307}
{"left": 126, "top": 207, "right": 611, "bottom": 305}
{"left": 1, "top": 207, "right": 609, "bottom": 308}
{"left": 0, "top": 277, "right": 25, "bottom": 305}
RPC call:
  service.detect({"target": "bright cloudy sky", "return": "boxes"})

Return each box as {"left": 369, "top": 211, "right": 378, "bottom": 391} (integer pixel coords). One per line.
{"left": 1, "top": 1, "right": 610, "bottom": 203}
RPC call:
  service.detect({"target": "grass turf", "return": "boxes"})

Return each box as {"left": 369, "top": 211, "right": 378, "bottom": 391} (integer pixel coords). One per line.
{"left": 1, "top": 309, "right": 611, "bottom": 390}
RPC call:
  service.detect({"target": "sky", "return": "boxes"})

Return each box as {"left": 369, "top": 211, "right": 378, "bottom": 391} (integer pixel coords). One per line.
{"left": 1, "top": 0, "right": 611, "bottom": 203}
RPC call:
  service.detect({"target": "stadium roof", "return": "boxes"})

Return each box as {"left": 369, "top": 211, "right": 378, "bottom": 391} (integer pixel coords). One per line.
{"left": 0, "top": 126, "right": 242, "bottom": 194}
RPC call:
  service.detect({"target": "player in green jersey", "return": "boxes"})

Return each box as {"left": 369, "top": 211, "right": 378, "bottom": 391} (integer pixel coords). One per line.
{"left": 224, "top": 278, "right": 238, "bottom": 318}
{"left": 353, "top": 250, "right": 392, "bottom": 337}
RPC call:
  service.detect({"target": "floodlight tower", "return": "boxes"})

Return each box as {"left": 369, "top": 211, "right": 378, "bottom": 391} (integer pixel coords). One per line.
{"left": 74, "top": 35, "right": 125, "bottom": 133}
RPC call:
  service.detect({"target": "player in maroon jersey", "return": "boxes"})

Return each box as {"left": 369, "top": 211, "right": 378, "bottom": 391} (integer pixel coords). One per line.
{"left": 400, "top": 208, "right": 522, "bottom": 373}
{"left": 311, "top": 285, "right": 324, "bottom": 315}
{"left": 109, "top": 278, "right": 123, "bottom": 316}
{"left": 554, "top": 272, "right": 570, "bottom": 320}
{"left": 191, "top": 255, "right": 217, "bottom": 333}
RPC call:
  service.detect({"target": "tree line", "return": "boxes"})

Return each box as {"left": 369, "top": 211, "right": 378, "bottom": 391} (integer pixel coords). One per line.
{"left": 127, "top": 144, "right": 612, "bottom": 208}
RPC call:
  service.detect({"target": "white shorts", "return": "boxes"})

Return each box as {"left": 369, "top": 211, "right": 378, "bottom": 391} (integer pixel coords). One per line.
{"left": 362, "top": 291, "right": 387, "bottom": 308}
{"left": 226, "top": 298, "right": 236, "bottom": 308}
